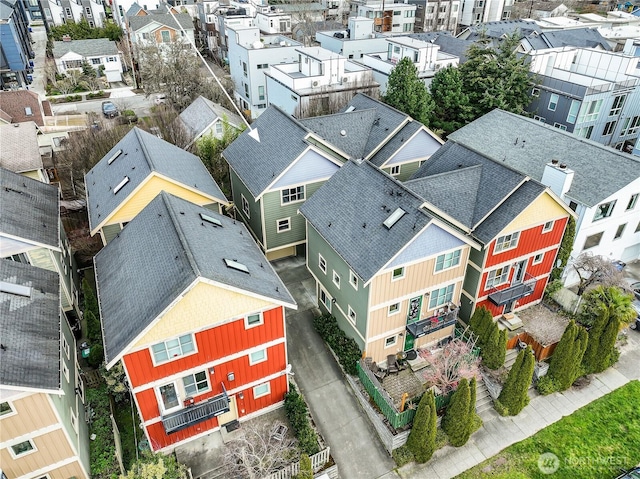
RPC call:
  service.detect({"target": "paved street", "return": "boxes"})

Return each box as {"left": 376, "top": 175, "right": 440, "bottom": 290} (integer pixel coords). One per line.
{"left": 273, "top": 255, "right": 397, "bottom": 479}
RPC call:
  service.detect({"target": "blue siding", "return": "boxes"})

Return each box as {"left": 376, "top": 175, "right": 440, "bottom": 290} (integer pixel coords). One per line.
{"left": 271, "top": 149, "right": 340, "bottom": 189}
{"left": 386, "top": 129, "right": 442, "bottom": 165}
{"left": 388, "top": 223, "right": 465, "bottom": 268}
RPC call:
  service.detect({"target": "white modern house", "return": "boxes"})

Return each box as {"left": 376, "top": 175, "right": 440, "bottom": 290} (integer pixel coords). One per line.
{"left": 316, "top": 17, "right": 389, "bottom": 60}
{"left": 458, "top": 0, "right": 513, "bottom": 26}
{"left": 43, "top": 0, "right": 106, "bottom": 27}
{"left": 360, "top": 36, "right": 459, "bottom": 92}
{"left": 349, "top": 0, "right": 417, "bottom": 33}
{"left": 255, "top": 4, "right": 293, "bottom": 34}
{"left": 265, "top": 46, "right": 379, "bottom": 117}
{"left": 53, "top": 38, "right": 124, "bottom": 82}
{"left": 227, "top": 25, "right": 302, "bottom": 119}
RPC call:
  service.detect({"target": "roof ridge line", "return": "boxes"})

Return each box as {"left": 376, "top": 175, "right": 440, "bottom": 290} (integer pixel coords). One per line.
{"left": 161, "top": 193, "right": 201, "bottom": 278}
{"left": 133, "top": 127, "right": 157, "bottom": 172}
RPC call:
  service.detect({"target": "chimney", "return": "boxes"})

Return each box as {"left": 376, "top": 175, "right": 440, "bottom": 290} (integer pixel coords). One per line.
{"left": 62, "top": 34, "right": 72, "bottom": 42}
{"left": 541, "top": 162, "right": 574, "bottom": 199}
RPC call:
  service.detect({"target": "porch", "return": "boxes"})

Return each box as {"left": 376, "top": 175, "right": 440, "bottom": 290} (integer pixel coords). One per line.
{"left": 162, "top": 389, "right": 230, "bottom": 435}
{"left": 488, "top": 273, "right": 537, "bottom": 307}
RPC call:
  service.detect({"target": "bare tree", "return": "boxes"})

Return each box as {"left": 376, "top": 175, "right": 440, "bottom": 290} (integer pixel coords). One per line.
{"left": 294, "top": 77, "right": 379, "bottom": 118}
{"left": 223, "top": 421, "right": 298, "bottom": 479}
{"left": 420, "top": 336, "right": 480, "bottom": 395}
{"left": 571, "top": 253, "right": 628, "bottom": 296}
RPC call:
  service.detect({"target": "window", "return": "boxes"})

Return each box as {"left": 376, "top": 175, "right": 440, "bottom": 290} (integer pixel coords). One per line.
{"left": 258, "top": 85, "right": 265, "bottom": 101}
{"left": 394, "top": 10, "right": 401, "bottom": 15}
{"left": 554, "top": 123, "right": 567, "bottom": 131}
{"left": 548, "top": 94, "right": 559, "bottom": 111}
{"left": 62, "top": 362, "right": 69, "bottom": 383}
{"left": 388, "top": 303, "right": 400, "bottom": 315}
{"left": 494, "top": 232, "right": 520, "bottom": 253}
{"left": 281, "top": 186, "right": 304, "bottom": 204}
{"left": 390, "top": 165, "right": 400, "bottom": 176}
{"left": 429, "top": 284, "right": 454, "bottom": 309}
{"left": 161, "top": 30, "right": 171, "bottom": 43}
{"left": 159, "top": 383, "right": 179, "bottom": 411}
{"left": 384, "top": 335, "right": 397, "bottom": 348}
{"left": 257, "top": 63, "right": 268, "bottom": 69}
{"left": 245, "top": 312, "right": 263, "bottom": 328}
{"left": 333, "top": 270, "right": 341, "bottom": 288}
{"left": 567, "top": 99, "right": 580, "bottom": 124}
{"left": 614, "top": 223, "right": 626, "bottom": 240}
{"left": 578, "top": 99, "right": 602, "bottom": 123}
{"left": 486, "top": 266, "right": 510, "bottom": 289}
{"left": 10, "top": 440, "right": 35, "bottom": 457}
{"left": 593, "top": 200, "right": 616, "bottom": 221}
{"left": 603, "top": 121, "right": 617, "bottom": 136}
{"left": 0, "top": 402, "right": 14, "bottom": 417}
{"left": 531, "top": 87, "right": 540, "bottom": 97}
{"left": 241, "top": 194, "right": 250, "bottom": 218}
{"left": 627, "top": 194, "right": 638, "bottom": 210}
{"left": 151, "top": 334, "right": 195, "bottom": 364}
{"left": 253, "top": 382, "right": 270, "bottom": 398}
{"left": 569, "top": 201, "right": 578, "bottom": 211}
{"left": 319, "top": 254, "right": 327, "bottom": 274}
{"left": 242, "top": 61, "right": 247, "bottom": 75}
{"left": 621, "top": 116, "right": 640, "bottom": 135}
{"left": 25, "top": 107, "right": 33, "bottom": 116}
{"left": 533, "top": 115, "right": 545, "bottom": 122}
{"left": 349, "top": 270, "right": 358, "bottom": 290}
{"left": 107, "top": 56, "right": 117, "bottom": 62}
{"left": 542, "top": 221, "right": 554, "bottom": 233}
{"left": 214, "top": 121, "right": 224, "bottom": 134}
{"left": 532, "top": 253, "right": 544, "bottom": 265}
{"left": 91, "top": 58, "right": 101, "bottom": 65}
{"left": 65, "top": 7, "right": 71, "bottom": 16}
{"left": 610, "top": 95, "right": 626, "bottom": 116}
{"left": 277, "top": 218, "right": 291, "bottom": 232}
{"left": 636, "top": 221, "right": 640, "bottom": 233}
{"left": 182, "top": 371, "right": 209, "bottom": 397}
{"left": 403, "top": 23, "right": 412, "bottom": 32}
{"left": 348, "top": 306, "right": 356, "bottom": 324}
{"left": 392, "top": 267, "right": 404, "bottom": 280}
{"left": 62, "top": 335, "right": 70, "bottom": 359}
{"left": 583, "top": 232, "right": 603, "bottom": 250}
{"left": 70, "top": 407, "right": 78, "bottom": 433}
{"left": 435, "top": 249, "right": 461, "bottom": 272}
{"left": 249, "top": 348, "right": 267, "bottom": 365}
{"left": 319, "top": 288, "right": 331, "bottom": 312}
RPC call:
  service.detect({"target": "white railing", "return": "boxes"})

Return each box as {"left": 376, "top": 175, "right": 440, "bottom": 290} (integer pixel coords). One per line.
{"left": 264, "top": 447, "right": 331, "bottom": 479}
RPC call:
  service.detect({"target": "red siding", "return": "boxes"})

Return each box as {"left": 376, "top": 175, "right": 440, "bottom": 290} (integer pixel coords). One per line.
{"left": 124, "top": 307, "right": 285, "bottom": 388}
{"left": 476, "top": 275, "right": 548, "bottom": 318}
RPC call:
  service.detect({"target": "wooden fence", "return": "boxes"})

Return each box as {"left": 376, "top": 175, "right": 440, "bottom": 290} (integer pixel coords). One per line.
{"left": 264, "top": 447, "right": 334, "bottom": 479}
{"left": 506, "top": 333, "right": 557, "bottom": 361}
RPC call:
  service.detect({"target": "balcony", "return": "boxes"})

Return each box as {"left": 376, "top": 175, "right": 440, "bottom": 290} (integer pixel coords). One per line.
{"left": 488, "top": 274, "right": 536, "bottom": 306}
{"left": 406, "top": 304, "right": 458, "bottom": 338}
{"left": 162, "top": 391, "right": 230, "bottom": 434}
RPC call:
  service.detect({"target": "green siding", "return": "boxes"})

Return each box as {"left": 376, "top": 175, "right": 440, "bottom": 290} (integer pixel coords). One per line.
{"left": 463, "top": 265, "right": 481, "bottom": 299}
{"left": 204, "top": 201, "right": 221, "bottom": 213}
{"left": 382, "top": 161, "right": 421, "bottom": 182}
{"left": 469, "top": 247, "right": 486, "bottom": 268}
{"left": 230, "top": 170, "right": 263, "bottom": 246}
{"left": 307, "top": 225, "right": 369, "bottom": 348}
{"left": 459, "top": 294, "right": 474, "bottom": 323}
{"left": 102, "top": 223, "right": 122, "bottom": 243}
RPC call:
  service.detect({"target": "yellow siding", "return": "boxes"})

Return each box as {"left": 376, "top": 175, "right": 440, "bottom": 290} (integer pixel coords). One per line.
{"left": 132, "top": 281, "right": 274, "bottom": 348}
{"left": 499, "top": 191, "right": 568, "bottom": 235}
{"left": 106, "top": 175, "right": 217, "bottom": 227}
{"left": 21, "top": 170, "right": 41, "bottom": 181}
{"left": 27, "top": 247, "right": 55, "bottom": 272}
{"left": 0, "top": 428, "right": 75, "bottom": 478}
{"left": 0, "top": 393, "right": 57, "bottom": 442}
{"left": 48, "top": 461, "right": 88, "bottom": 479}
{"left": 366, "top": 325, "right": 454, "bottom": 362}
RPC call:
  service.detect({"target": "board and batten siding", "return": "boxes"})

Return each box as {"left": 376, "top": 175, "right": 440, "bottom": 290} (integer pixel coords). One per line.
{"left": 102, "top": 223, "right": 122, "bottom": 243}
{"left": 26, "top": 247, "right": 71, "bottom": 310}
{"left": 382, "top": 161, "right": 421, "bottom": 182}
{"left": 0, "top": 393, "right": 57, "bottom": 441}
{"left": 230, "top": 169, "right": 264, "bottom": 246}
{"left": 384, "top": 129, "right": 442, "bottom": 167}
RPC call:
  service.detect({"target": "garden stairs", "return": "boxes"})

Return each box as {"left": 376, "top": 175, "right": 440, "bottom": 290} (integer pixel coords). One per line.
{"left": 195, "top": 464, "right": 227, "bottom": 479}
{"left": 475, "top": 377, "right": 493, "bottom": 414}
{"left": 504, "top": 348, "right": 519, "bottom": 370}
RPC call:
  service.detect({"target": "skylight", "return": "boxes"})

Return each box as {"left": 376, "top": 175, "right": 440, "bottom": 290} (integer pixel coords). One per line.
{"left": 383, "top": 208, "right": 406, "bottom": 229}
{"left": 0, "top": 281, "right": 31, "bottom": 298}
{"left": 200, "top": 212, "right": 222, "bottom": 227}
{"left": 113, "top": 176, "right": 130, "bottom": 194}
{"left": 107, "top": 149, "right": 123, "bottom": 165}
{"left": 224, "top": 258, "right": 250, "bottom": 274}
{"left": 345, "top": 106, "right": 355, "bottom": 113}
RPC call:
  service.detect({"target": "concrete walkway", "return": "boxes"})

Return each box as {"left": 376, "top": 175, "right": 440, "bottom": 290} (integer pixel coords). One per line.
{"left": 273, "top": 256, "right": 396, "bottom": 479}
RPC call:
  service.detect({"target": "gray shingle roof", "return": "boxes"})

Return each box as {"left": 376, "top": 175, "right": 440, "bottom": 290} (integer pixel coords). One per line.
{"left": 128, "top": 12, "right": 194, "bottom": 32}
{"left": 461, "top": 20, "right": 538, "bottom": 41}
{"left": 95, "top": 192, "right": 295, "bottom": 365}
{"left": 299, "top": 160, "right": 433, "bottom": 282}
{"left": 85, "top": 127, "right": 226, "bottom": 232}
{"left": 178, "top": 96, "right": 243, "bottom": 144}
{"left": 223, "top": 106, "right": 310, "bottom": 198}
{"left": 408, "top": 32, "right": 473, "bottom": 63}
{"left": 448, "top": 109, "right": 640, "bottom": 207}
{"left": 1, "top": 167, "right": 59, "bottom": 249}
{"left": 0, "top": 260, "right": 61, "bottom": 392}
{"left": 53, "top": 38, "right": 118, "bottom": 58}
{"left": 408, "top": 142, "right": 546, "bottom": 244}
{"left": 537, "top": 28, "right": 611, "bottom": 51}
{"left": 0, "top": 122, "right": 43, "bottom": 174}
{"left": 369, "top": 121, "right": 425, "bottom": 167}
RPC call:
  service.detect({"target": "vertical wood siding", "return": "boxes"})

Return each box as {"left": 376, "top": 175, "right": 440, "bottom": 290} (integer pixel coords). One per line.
{"left": 0, "top": 429, "right": 75, "bottom": 478}
{"left": 0, "top": 393, "right": 56, "bottom": 441}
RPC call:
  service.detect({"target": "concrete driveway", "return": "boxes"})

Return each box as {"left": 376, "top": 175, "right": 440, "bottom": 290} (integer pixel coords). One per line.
{"left": 273, "top": 256, "right": 397, "bottom": 479}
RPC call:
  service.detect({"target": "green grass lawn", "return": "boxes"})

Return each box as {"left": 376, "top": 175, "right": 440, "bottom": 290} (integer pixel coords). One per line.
{"left": 457, "top": 380, "right": 640, "bottom": 479}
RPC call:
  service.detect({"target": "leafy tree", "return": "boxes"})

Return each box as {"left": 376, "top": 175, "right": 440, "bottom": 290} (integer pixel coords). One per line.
{"left": 581, "top": 286, "right": 636, "bottom": 373}
{"left": 382, "top": 57, "right": 433, "bottom": 125}
{"left": 49, "top": 19, "right": 123, "bottom": 41}
{"left": 442, "top": 378, "right": 472, "bottom": 447}
{"left": 121, "top": 452, "right": 189, "bottom": 479}
{"left": 406, "top": 390, "right": 437, "bottom": 462}
{"left": 550, "top": 216, "right": 576, "bottom": 281}
{"left": 295, "top": 454, "right": 313, "bottom": 479}
{"left": 458, "top": 33, "right": 532, "bottom": 120}
{"left": 482, "top": 325, "right": 507, "bottom": 370}
{"left": 547, "top": 320, "right": 588, "bottom": 390}
{"left": 419, "top": 337, "right": 480, "bottom": 394}
{"left": 495, "top": 346, "right": 535, "bottom": 416}
{"left": 429, "top": 65, "right": 473, "bottom": 136}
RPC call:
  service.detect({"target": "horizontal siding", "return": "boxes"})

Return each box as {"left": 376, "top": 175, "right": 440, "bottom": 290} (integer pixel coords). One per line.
{"left": 388, "top": 225, "right": 467, "bottom": 268}
{"left": 271, "top": 149, "right": 339, "bottom": 189}
{"left": 0, "top": 393, "right": 56, "bottom": 442}
{"left": 230, "top": 169, "right": 263, "bottom": 244}
{"left": 382, "top": 161, "right": 420, "bottom": 182}
{"left": 125, "top": 306, "right": 285, "bottom": 388}
{"left": 499, "top": 191, "right": 569, "bottom": 237}
{"left": 47, "top": 460, "right": 87, "bottom": 479}
{"left": 366, "top": 324, "right": 454, "bottom": 363}
{"left": 0, "top": 428, "right": 74, "bottom": 478}
{"left": 102, "top": 223, "right": 122, "bottom": 243}
{"left": 386, "top": 129, "right": 442, "bottom": 165}
{"left": 27, "top": 247, "right": 55, "bottom": 271}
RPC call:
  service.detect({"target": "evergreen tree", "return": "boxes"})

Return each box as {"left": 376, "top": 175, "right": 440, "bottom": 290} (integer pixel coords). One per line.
{"left": 470, "top": 306, "right": 493, "bottom": 349}
{"left": 82, "top": 278, "right": 99, "bottom": 316}
{"left": 547, "top": 320, "right": 588, "bottom": 390}
{"left": 551, "top": 216, "right": 576, "bottom": 281}
{"left": 295, "top": 454, "right": 313, "bottom": 479}
{"left": 382, "top": 57, "right": 434, "bottom": 126}
{"left": 482, "top": 325, "right": 506, "bottom": 370}
{"left": 442, "top": 378, "right": 472, "bottom": 447}
{"left": 429, "top": 65, "right": 473, "bottom": 136}
{"left": 406, "top": 390, "right": 437, "bottom": 462}
{"left": 496, "top": 347, "right": 535, "bottom": 416}
{"left": 85, "top": 310, "right": 102, "bottom": 344}
{"left": 468, "top": 377, "right": 479, "bottom": 432}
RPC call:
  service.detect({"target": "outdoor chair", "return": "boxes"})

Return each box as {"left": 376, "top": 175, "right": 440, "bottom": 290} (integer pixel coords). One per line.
{"left": 387, "top": 354, "right": 402, "bottom": 374}
{"left": 371, "top": 362, "right": 386, "bottom": 381}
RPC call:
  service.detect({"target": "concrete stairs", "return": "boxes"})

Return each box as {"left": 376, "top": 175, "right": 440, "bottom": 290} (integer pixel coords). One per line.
{"left": 504, "top": 348, "right": 519, "bottom": 370}
{"left": 475, "top": 376, "right": 494, "bottom": 414}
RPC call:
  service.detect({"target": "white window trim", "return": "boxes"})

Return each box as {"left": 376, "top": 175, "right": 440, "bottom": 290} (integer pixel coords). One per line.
{"left": 150, "top": 334, "right": 197, "bottom": 366}
{"left": 276, "top": 217, "right": 291, "bottom": 233}
{"left": 494, "top": 232, "right": 520, "bottom": 253}
{"left": 62, "top": 362, "right": 69, "bottom": 383}
{"left": 0, "top": 400, "right": 17, "bottom": 419}
{"left": 157, "top": 380, "right": 182, "bottom": 414}
{"left": 486, "top": 266, "right": 510, "bottom": 289}
{"left": 390, "top": 165, "right": 400, "bottom": 176}
{"left": 319, "top": 287, "right": 332, "bottom": 313}
{"left": 384, "top": 335, "right": 397, "bottom": 348}
{"left": 434, "top": 249, "right": 462, "bottom": 273}
{"left": 62, "top": 335, "right": 70, "bottom": 360}
{"left": 280, "top": 185, "right": 305, "bottom": 206}
{"left": 542, "top": 220, "right": 554, "bottom": 233}
{"left": 249, "top": 347, "right": 268, "bottom": 365}
{"left": 349, "top": 270, "right": 358, "bottom": 290}
{"left": 532, "top": 253, "right": 544, "bottom": 265}
{"left": 182, "top": 370, "right": 211, "bottom": 397}
{"left": 241, "top": 194, "right": 250, "bottom": 219}
{"left": 245, "top": 312, "right": 264, "bottom": 329}
{"left": 388, "top": 303, "right": 400, "bottom": 316}
{"left": 332, "top": 270, "right": 341, "bottom": 289}
{"left": 70, "top": 407, "right": 78, "bottom": 433}
{"left": 391, "top": 267, "right": 405, "bottom": 281}
{"left": 253, "top": 382, "right": 271, "bottom": 399}
{"left": 8, "top": 438, "right": 38, "bottom": 459}
{"left": 348, "top": 305, "right": 356, "bottom": 324}
{"left": 318, "top": 254, "right": 327, "bottom": 274}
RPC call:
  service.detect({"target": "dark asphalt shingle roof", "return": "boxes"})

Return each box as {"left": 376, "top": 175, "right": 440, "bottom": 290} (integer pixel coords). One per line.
{"left": 369, "top": 121, "right": 432, "bottom": 167}
{"left": 223, "top": 106, "right": 311, "bottom": 197}
{"left": 408, "top": 32, "right": 473, "bottom": 63}
{"left": 128, "top": 12, "right": 193, "bottom": 31}
{"left": 448, "top": 109, "right": 640, "bottom": 207}
{"left": 53, "top": 38, "right": 118, "bottom": 58}
{"left": 178, "top": 96, "right": 243, "bottom": 144}
{"left": 1, "top": 168, "right": 60, "bottom": 249}
{"left": 299, "top": 160, "right": 433, "bottom": 282}
{"left": 0, "top": 260, "right": 61, "bottom": 392}
{"left": 95, "top": 192, "right": 295, "bottom": 364}
{"left": 85, "top": 127, "right": 226, "bottom": 232}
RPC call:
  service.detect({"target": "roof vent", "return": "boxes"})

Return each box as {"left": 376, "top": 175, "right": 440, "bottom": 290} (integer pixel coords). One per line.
{"left": 559, "top": 163, "right": 567, "bottom": 169}
{"left": 224, "top": 258, "right": 250, "bottom": 274}
{"left": 107, "top": 149, "right": 123, "bottom": 165}
{"left": 0, "top": 281, "right": 31, "bottom": 298}
{"left": 113, "top": 176, "right": 130, "bottom": 194}
{"left": 340, "top": 129, "right": 346, "bottom": 136}
{"left": 200, "top": 212, "right": 222, "bottom": 227}
{"left": 383, "top": 208, "right": 406, "bottom": 229}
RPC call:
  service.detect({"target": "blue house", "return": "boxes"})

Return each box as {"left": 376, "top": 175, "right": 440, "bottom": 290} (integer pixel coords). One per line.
{"left": 0, "top": 0, "right": 34, "bottom": 88}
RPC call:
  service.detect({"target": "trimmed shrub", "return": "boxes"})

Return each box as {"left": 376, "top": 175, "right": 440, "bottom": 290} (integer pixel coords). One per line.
{"left": 406, "top": 390, "right": 437, "bottom": 462}
{"left": 546, "top": 320, "right": 588, "bottom": 390}
{"left": 392, "top": 445, "right": 415, "bottom": 467}
{"left": 470, "top": 306, "right": 493, "bottom": 348}
{"left": 284, "top": 384, "right": 320, "bottom": 456}
{"left": 295, "top": 454, "right": 313, "bottom": 479}
{"left": 442, "top": 378, "right": 472, "bottom": 447}
{"left": 87, "top": 343, "right": 104, "bottom": 368}
{"left": 482, "top": 326, "right": 506, "bottom": 370}
{"left": 496, "top": 346, "right": 535, "bottom": 416}
{"left": 312, "top": 314, "right": 361, "bottom": 375}
{"left": 536, "top": 375, "right": 559, "bottom": 396}
{"left": 85, "top": 309, "right": 102, "bottom": 344}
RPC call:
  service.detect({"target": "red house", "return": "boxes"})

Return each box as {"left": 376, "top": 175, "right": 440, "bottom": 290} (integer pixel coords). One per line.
{"left": 95, "top": 193, "right": 296, "bottom": 451}
{"left": 407, "top": 141, "right": 574, "bottom": 322}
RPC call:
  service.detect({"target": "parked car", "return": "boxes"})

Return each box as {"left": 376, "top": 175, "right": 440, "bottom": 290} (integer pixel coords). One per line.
{"left": 625, "top": 279, "right": 640, "bottom": 301}
{"left": 615, "top": 467, "right": 640, "bottom": 479}
{"left": 629, "top": 299, "right": 640, "bottom": 332}
{"left": 612, "top": 260, "right": 626, "bottom": 271}
{"left": 102, "top": 101, "right": 118, "bottom": 118}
